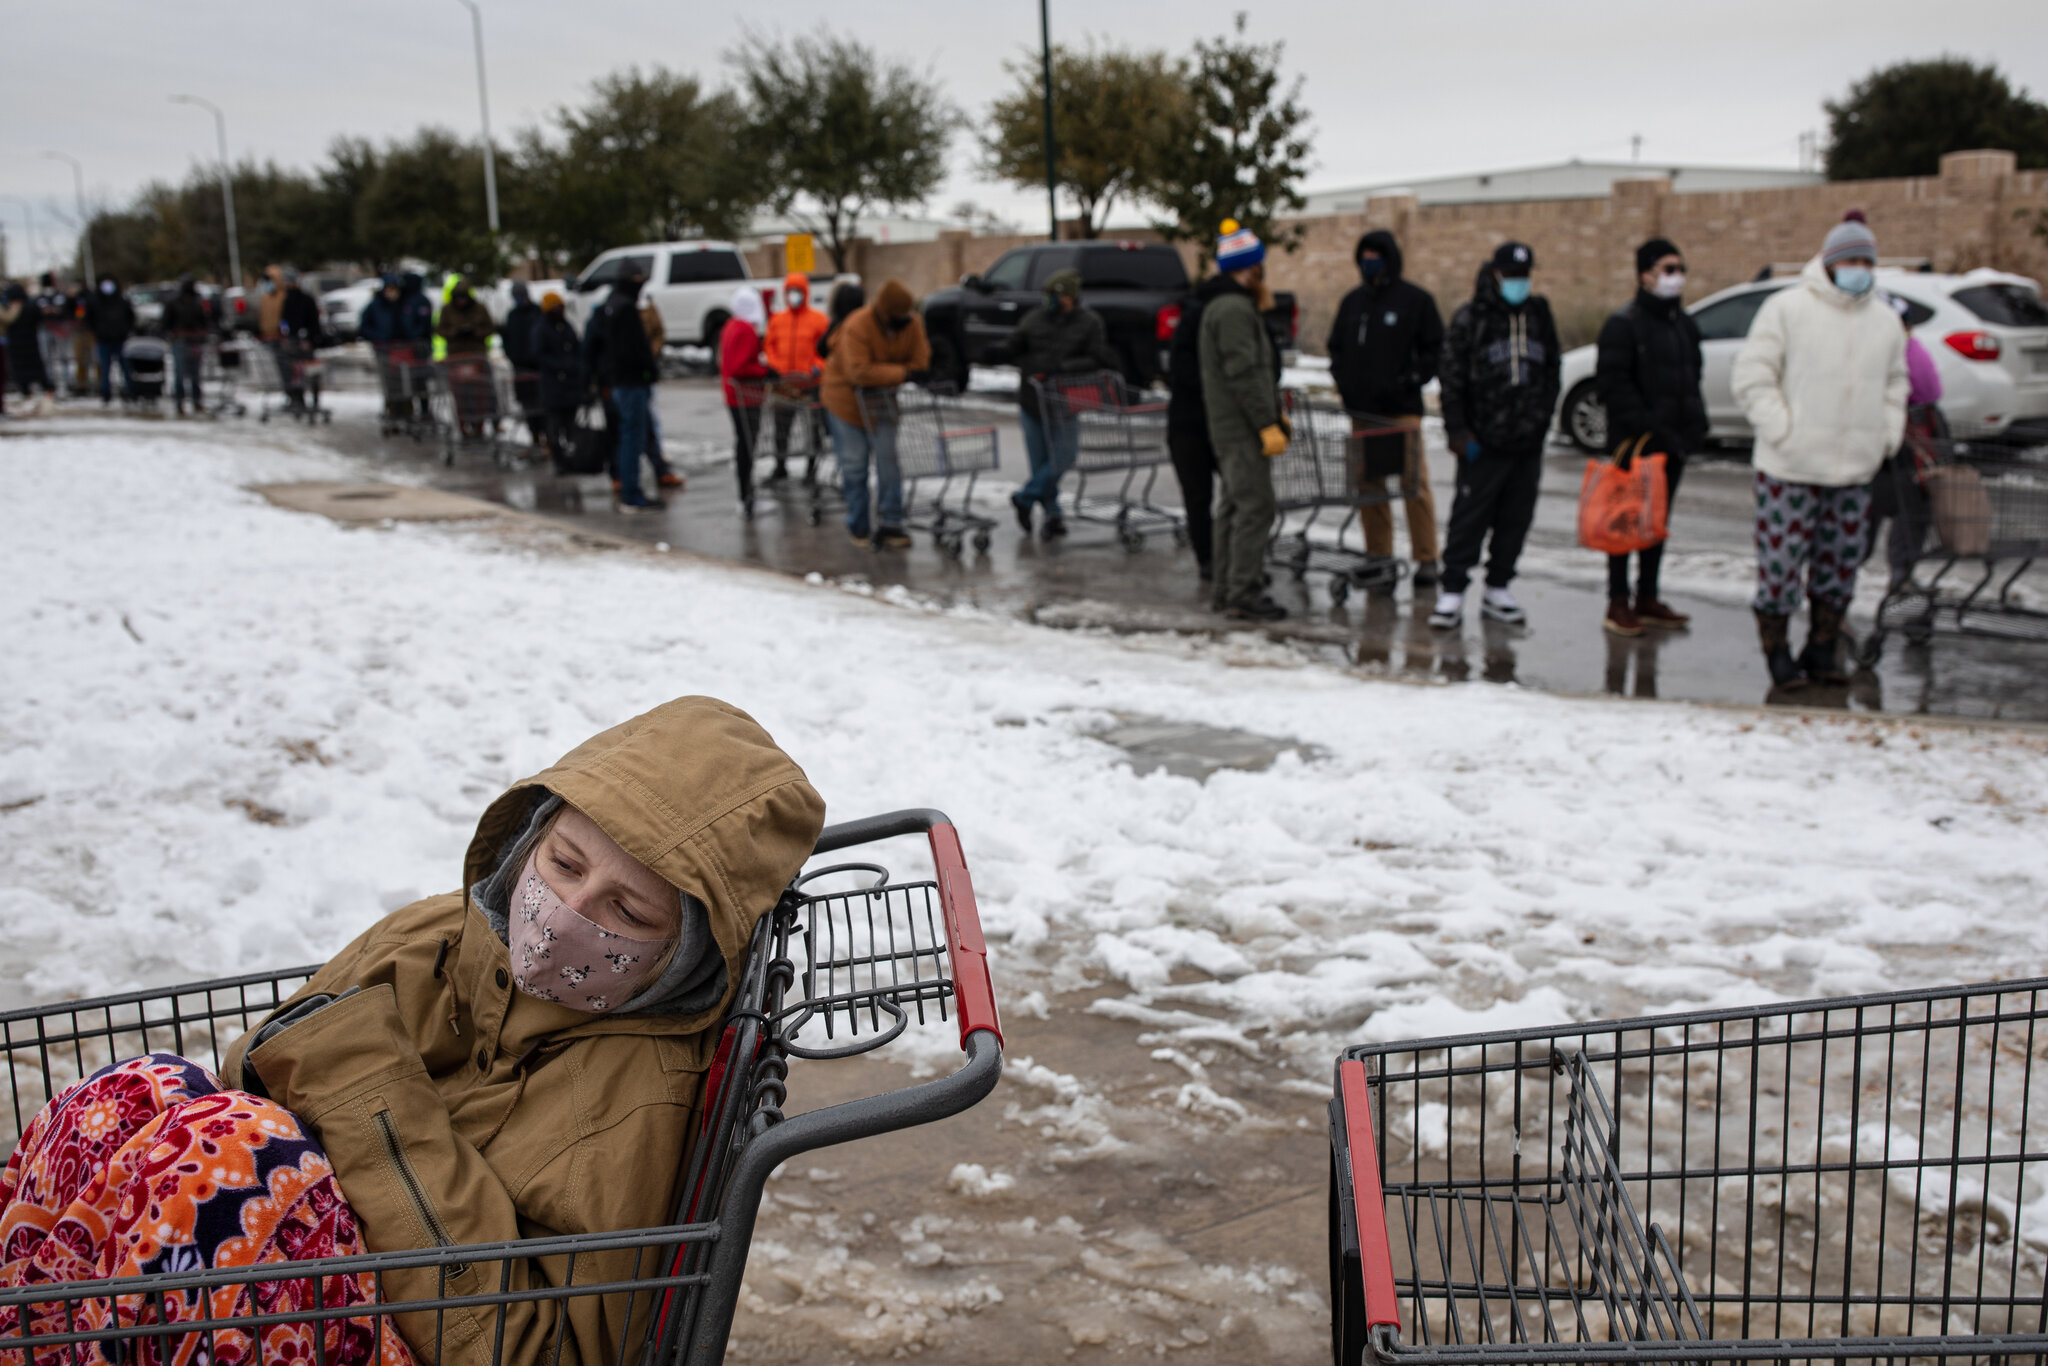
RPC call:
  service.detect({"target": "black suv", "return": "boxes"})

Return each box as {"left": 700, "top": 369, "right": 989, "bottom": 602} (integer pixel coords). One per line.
{"left": 922, "top": 240, "right": 1300, "bottom": 392}
{"left": 922, "top": 242, "right": 1193, "bottom": 391}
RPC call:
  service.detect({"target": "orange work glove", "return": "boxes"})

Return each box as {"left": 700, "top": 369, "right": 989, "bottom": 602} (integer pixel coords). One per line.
{"left": 1259, "top": 424, "right": 1289, "bottom": 458}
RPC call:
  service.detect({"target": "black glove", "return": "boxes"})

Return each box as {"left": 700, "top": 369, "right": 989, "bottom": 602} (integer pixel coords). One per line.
{"left": 903, "top": 369, "right": 935, "bottom": 387}
{"left": 241, "top": 986, "right": 361, "bottom": 1097}
{"left": 762, "top": 366, "right": 781, "bottom": 381}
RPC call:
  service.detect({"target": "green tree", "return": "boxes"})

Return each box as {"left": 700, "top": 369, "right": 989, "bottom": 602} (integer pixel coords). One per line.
{"left": 513, "top": 66, "right": 759, "bottom": 274}
{"left": 1825, "top": 57, "right": 2048, "bottom": 180}
{"left": 1150, "top": 13, "right": 1313, "bottom": 269}
{"left": 353, "top": 129, "right": 501, "bottom": 278}
{"left": 982, "top": 42, "right": 1186, "bottom": 238}
{"left": 731, "top": 29, "right": 955, "bottom": 271}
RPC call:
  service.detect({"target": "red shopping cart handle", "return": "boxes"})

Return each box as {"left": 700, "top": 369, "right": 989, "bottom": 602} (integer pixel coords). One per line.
{"left": 814, "top": 808, "right": 1002, "bottom": 1048}
{"left": 1338, "top": 1059, "right": 1403, "bottom": 1332}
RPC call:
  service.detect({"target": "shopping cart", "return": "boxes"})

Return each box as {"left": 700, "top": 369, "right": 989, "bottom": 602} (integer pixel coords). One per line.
{"left": 433, "top": 356, "right": 509, "bottom": 467}
{"left": 0, "top": 808, "right": 1002, "bottom": 1366}
{"left": 1269, "top": 397, "right": 1415, "bottom": 605}
{"left": 1033, "top": 370, "right": 1184, "bottom": 552}
{"left": 371, "top": 342, "right": 437, "bottom": 440}
{"left": 729, "top": 378, "right": 836, "bottom": 523}
{"left": 246, "top": 340, "right": 329, "bottom": 425}
{"left": 855, "top": 385, "right": 1001, "bottom": 557}
{"left": 1859, "top": 434, "right": 2048, "bottom": 664}
{"left": 1329, "top": 978, "right": 2048, "bottom": 1366}
{"left": 202, "top": 338, "right": 248, "bottom": 418}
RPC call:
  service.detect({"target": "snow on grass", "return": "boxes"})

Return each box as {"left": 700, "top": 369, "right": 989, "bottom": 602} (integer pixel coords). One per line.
{"left": 2, "top": 421, "right": 2045, "bottom": 1079}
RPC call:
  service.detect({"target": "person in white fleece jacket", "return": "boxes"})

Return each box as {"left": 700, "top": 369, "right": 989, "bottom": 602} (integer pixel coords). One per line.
{"left": 1732, "top": 212, "right": 1907, "bottom": 690}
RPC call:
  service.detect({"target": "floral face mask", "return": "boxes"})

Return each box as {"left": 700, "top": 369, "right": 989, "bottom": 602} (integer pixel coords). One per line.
{"left": 507, "top": 850, "right": 672, "bottom": 1012}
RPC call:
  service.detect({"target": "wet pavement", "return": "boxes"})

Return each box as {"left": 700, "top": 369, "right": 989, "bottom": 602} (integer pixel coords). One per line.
{"left": 309, "top": 367, "right": 2048, "bottom": 723}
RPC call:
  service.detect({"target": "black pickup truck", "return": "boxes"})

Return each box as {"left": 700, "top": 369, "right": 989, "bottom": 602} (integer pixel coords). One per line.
{"left": 921, "top": 240, "right": 1297, "bottom": 392}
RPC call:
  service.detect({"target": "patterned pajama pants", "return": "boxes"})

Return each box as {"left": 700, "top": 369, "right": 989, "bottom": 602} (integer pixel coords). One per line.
{"left": 0, "top": 1054, "right": 415, "bottom": 1366}
{"left": 1753, "top": 473, "right": 1871, "bottom": 616}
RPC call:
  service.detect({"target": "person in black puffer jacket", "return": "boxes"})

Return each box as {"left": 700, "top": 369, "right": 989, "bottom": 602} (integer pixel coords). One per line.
{"left": 533, "top": 291, "right": 586, "bottom": 467}
{"left": 85, "top": 276, "right": 138, "bottom": 403}
{"left": 1326, "top": 230, "right": 1445, "bottom": 583}
{"left": 1432, "top": 242, "right": 1561, "bottom": 631}
{"left": 1164, "top": 273, "right": 1240, "bottom": 581}
{"left": 586, "top": 262, "right": 663, "bottom": 510}
{"left": 1593, "top": 237, "right": 1707, "bottom": 636}
{"left": 994, "top": 267, "right": 1121, "bottom": 538}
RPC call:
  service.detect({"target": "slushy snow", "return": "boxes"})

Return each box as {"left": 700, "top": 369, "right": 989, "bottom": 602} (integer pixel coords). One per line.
{"left": 3, "top": 420, "right": 2045, "bottom": 1084}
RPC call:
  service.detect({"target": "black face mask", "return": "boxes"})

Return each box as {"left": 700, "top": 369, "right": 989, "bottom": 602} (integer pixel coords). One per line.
{"left": 881, "top": 313, "right": 912, "bottom": 334}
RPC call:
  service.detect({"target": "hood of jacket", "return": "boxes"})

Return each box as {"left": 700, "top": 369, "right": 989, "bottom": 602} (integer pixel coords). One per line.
{"left": 461, "top": 696, "right": 825, "bottom": 1039}
{"left": 873, "top": 278, "right": 915, "bottom": 320}
{"left": 1357, "top": 229, "right": 1403, "bottom": 282}
{"left": 782, "top": 272, "right": 811, "bottom": 309}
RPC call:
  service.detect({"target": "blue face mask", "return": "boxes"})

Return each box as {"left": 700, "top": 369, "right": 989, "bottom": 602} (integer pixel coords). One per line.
{"left": 1833, "top": 266, "right": 1874, "bottom": 297}
{"left": 1499, "top": 277, "right": 1532, "bottom": 306}
{"left": 1358, "top": 258, "right": 1384, "bottom": 281}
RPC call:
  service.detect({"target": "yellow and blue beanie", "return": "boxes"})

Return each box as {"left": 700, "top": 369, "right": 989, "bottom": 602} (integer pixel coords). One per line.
{"left": 1216, "top": 219, "right": 1265, "bottom": 271}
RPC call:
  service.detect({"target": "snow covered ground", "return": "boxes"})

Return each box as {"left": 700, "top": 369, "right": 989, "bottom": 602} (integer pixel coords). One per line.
{"left": 5, "top": 416, "right": 2047, "bottom": 1359}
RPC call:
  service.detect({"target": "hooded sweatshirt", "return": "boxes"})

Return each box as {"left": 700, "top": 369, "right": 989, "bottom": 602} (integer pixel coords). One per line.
{"left": 1438, "top": 263, "right": 1561, "bottom": 455}
{"left": 1732, "top": 255, "right": 1909, "bottom": 487}
{"left": 223, "top": 696, "right": 825, "bottom": 1366}
{"left": 821, "top": 280, "right": 930, "bottom": 428}
{"left": 1325, "top": 231, "right": 1444, "bottom": 418}
{"left": 765, "top": 273, "right": 829, "bottom": 376}
{"left": 719, "top": 286, "right": 771, "bottom": 406}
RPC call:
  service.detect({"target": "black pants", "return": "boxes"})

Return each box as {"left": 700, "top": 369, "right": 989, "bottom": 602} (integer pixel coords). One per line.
{"left": 513, "top": 376, "right": 540, "bottom": 442}
{"left": 1167, "top": 424, "right": 1217, "bottom": 570}
{"left": 1441, "top": 446, "right": 1543, "bottom": 593}
{"left": 728, "top": 404, "right": 761, "bottom": 501}
{"left": 772, "top": 405, "right": 826, "bottom": 471}
{"left": 1606, "top": 450, "right": 1687, "bottom": 600}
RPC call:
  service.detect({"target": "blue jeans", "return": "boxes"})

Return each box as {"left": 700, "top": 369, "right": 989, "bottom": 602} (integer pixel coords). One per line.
{"left": 1015, "top": 409, "right": 1079, "bottom": 517}
{"left": 827, "top": 409, "right": 904, "bottom": 534}
{"left": 613, "top": 385, "right": 652, "bottom": 504}
{"left": 170, "top": 339, "right": 203, "bottom": 409}
{"left": 95, "top": 342, "right": 132, "bottom": 401}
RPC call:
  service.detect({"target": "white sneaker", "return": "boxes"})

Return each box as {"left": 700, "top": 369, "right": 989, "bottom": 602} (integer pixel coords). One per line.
{"left": 1481, "top": 585, "right": 1526, "bottom": 625}
{"left": 1427, "top": 591, "right": 1464, "bottom": 631}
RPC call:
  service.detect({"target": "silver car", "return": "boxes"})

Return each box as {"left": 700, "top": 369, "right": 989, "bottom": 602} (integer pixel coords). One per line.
{"left": 1555, "top": 268, "right": 2048, "bottom": 451}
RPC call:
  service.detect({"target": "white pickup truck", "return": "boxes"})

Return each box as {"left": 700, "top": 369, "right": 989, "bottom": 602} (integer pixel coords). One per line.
{"left": 563, "top": 241, "right": 762, "bottom": 357}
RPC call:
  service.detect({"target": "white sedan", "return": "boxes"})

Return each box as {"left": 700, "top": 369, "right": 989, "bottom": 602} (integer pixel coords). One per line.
{"left": 1555, "top": 268, "right": 2048, "bottom": 451}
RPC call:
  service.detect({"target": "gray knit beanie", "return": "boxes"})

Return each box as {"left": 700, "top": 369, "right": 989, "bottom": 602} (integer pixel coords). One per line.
{"left": 1822, "top": 215, "right": 1878, "bottom": 267}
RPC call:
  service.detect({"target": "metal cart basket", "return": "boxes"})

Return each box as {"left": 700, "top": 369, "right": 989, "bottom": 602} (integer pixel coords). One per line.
{"left": 1033, "top": 370, "right": 1185, "bottom": 551}
{"left": 854, "top": 385, "right": 1001, "bottom": 556}
{"left": 371, "top": 342, "right": 438, "bottom": 440}
{"left": 0, "top": 808, "right": 1002, "bottom": 1366}
{"left": 1861, "top": 434, "right": 2048, "bottom": 664}
{"left": 244, "top": 340, "right": 329, "bottom": 425}
{"left": 1330, "top": 978, "right": 2048, "bottom": 1366}
{"left": 433, "top": 357, "right": 510, "bottom": 467}
{"left": 1269, "top": 397, "right": 1417, "bottom": 604}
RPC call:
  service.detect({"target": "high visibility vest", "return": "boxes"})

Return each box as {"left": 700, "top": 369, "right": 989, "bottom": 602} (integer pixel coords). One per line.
{"left": 432, "top": 273, "right": 459, "bottom": 361}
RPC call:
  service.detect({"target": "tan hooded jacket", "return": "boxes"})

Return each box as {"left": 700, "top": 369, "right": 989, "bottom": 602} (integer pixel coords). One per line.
{"left": 820, "top": 279, "right": 930, "bottom": 428}
{"left": 224, "top": 696, "right": 825, "bottom": 1366}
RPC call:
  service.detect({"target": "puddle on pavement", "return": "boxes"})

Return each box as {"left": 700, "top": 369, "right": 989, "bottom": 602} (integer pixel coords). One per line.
{"left": 1092, "top": 713, "right": 1324, "bottom": 781}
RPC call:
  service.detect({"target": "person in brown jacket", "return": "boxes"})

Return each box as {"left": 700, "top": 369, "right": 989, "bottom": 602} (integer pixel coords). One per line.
{"left": 215, "top": 697, "right": 825, "bottom": 1366}
{"left": 820, "top": 278, "right": 931, "bottom": 547}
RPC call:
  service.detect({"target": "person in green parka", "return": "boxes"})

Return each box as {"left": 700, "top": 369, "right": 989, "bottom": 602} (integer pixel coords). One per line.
{"left": 1199, "top": 220, "right": 1291, "bottom": 622}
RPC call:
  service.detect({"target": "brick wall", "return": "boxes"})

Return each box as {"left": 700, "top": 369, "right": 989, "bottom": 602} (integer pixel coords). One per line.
{"left": 755, "top": 152, "right": 2048, "bottom": 354}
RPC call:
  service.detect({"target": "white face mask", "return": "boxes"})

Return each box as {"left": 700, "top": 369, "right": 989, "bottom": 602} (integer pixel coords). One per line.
{"left": 99, "top": 281, "right": 116, "bottom": 295}
{"left": 1651, "top": 273, "right": 1686, "bottom": 300}
{"left": 786, "top": 291, "right": 803, "bottom": 309}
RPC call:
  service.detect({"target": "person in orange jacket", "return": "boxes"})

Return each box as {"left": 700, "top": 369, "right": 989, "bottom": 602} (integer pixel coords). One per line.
{"left": 763, "top": 272, "right": 830, "bottom": 485}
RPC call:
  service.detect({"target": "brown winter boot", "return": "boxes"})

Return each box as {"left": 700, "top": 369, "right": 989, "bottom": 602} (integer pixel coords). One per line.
{"left": 1634, "top": 595, "right": 1691, "bottom": 629}
{"left": 1755, "top": 609, "right": 1806, "bottom": 690}
{"left": 1799, "top": 601, "right": 1851, "bottom": 685}
{"left": 1603, "top": 597, "right": 1644, "bottom": 637}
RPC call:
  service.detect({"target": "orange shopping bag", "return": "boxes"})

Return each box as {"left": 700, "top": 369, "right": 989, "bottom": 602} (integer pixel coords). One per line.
{"left": 1577, "top": 434, "right": 1669, "bottom": 555}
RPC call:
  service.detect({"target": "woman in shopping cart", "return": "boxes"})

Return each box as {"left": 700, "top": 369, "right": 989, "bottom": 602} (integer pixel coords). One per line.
{"left": 0, "top": 697, "right": 825, "bottom": 1366}
{"left": 995, "top": 267, "right": 1122, "bottom": 540}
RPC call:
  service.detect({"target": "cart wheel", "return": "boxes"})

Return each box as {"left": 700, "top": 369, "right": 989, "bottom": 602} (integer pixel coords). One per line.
{"left": 1120, "top": 529, "right": 1144, "bottom": 552}
{"left": 1172, "top": 526, "right": 1189, "bottom": 548}
{"left": 1330, "top": 578, "right": 1351, "bottom": 606}
{"left": 973, "top": 530, "right": 992, "bottom": 553}
{"left": 258, "top": 412, "right": 269, "bottom": 424}
{"left": 945, "top": 535, "right": 965, "bottom": 560}
{"left": 808, "top": 508, "right": 823, "bottom": 527}
{"left": 1856, "top": 632, "right": 1885, "bottom": 668}
{"left": 1904, "top": 620, "right": 1935, "bottom": 645}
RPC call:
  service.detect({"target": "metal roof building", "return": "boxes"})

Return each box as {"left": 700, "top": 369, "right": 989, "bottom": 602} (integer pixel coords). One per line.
{"left": 1300, "top": 159, "right": 1823, "bottom": 214}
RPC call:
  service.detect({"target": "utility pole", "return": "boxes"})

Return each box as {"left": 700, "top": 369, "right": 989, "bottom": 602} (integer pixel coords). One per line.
{"left": 1630, "top": 133, "right": 1642, "bottom": 162}
{"left": 1040, "top": 0, "right": 1058, "bottom": 242}
{"left": 0, "top": 199, "right": 39, "bottom": 276}
{"left": 39, "top": 153, "right": 91, "bottom": 284}
{"left": 166, "top": 99, "right": 240, "bottom": 287}
{"left": 453, "top": 0, "right": 501, "bottom": 239}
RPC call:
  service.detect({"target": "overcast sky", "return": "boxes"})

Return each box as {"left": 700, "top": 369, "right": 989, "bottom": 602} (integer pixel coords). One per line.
{"left": 2, "top": 0, "right": 2042, "bottom": 272}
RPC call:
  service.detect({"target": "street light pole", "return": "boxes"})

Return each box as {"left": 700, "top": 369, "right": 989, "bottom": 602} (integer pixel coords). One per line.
{"left": 452, "top": 0, "right": 500, "bottom": 239}
{"left": 1040, "top": 0, "right": 1058, "bottom": 243}
{"left": 40, "top": 152, "right": 91, "bottom": 284}
{"left": 168, "top": 96, "right": 241, "bottom": 288}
